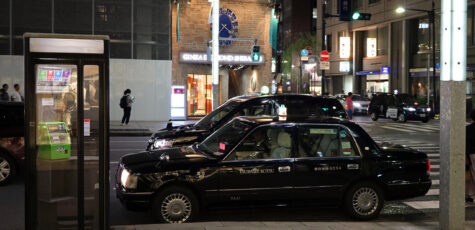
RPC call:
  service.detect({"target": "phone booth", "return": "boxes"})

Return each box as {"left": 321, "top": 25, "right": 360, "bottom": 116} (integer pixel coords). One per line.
{"left": 24, "top": 34, "right": 109, "bottom": 230}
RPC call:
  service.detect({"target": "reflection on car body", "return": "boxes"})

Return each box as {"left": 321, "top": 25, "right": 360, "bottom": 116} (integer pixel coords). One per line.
{"left": 116, "top": 116, "right": 431, "bottom": 223}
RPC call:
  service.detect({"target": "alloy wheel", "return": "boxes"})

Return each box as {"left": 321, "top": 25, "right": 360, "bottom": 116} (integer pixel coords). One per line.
{"left": 160, "top": 193, "right": 192, "bottom": 223}
{"left": 0, "top": 156, "right": 11, "bottom": 182}
{"left": 352, "top": 187, "right": 379, "bottom": 216}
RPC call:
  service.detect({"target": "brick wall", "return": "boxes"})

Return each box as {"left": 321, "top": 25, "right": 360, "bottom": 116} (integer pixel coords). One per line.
{"left": 171, "top": 0, "right": 272, "bottom": 96}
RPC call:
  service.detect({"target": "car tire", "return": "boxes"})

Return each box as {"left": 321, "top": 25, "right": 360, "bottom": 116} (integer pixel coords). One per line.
{"left": 344, "top": 181, "right": 384, "bottom": 220}
{"left": 398, "top": 113, "right": 407, "bottom": 122}
{"left": 152, "top": 185, "right": 199, "bottom": 223}
{"left": 0, "top": 152, "right": 16, "bottom": 186}
{"left": 421, "top": 118, "right": 429, "bottom": 123}
{"left": 370, "top": 112, "right": 378, "bottom": 121}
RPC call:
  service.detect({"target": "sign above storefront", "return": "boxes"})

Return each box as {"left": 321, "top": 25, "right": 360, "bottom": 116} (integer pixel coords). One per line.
{"left": 180, "top": 52, "right": 265, "bottom": 65}
{"left": 367, "top": 38, "right": 377, "bottom": 57}
{"left": 381, "top": 66, "right": 390, "bottom": 74}
{"left": 339, "top": 37, "right": 350, "bottom": 59}
{"left": 340, "top": 61, "right": 350, "bottom": 72}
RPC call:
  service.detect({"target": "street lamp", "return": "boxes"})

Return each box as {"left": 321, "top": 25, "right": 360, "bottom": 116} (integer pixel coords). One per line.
{"left": 396, "top": 0, "right": 436, "bottom": 112}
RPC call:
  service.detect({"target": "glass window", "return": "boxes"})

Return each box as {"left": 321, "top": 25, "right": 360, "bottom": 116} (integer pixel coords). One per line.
{"left": 95, "top": 0, "right": 131, "bottom": 58}
{"left": 55, "top": 0, "right": 92, "bottom": 34}
{"left": 369, "top": 0, "right": 380, "bottom": 4}
{"left": 0, "top": 0, "right": 9, "bottom": 54}
{"left": 199, "top": 119, "right": 253, "bottom": 156}
{"left": 298, "top": 126, "right": 358, "bottom": 158}
{"left": 417, "top": 18, "right": 430, "bottom": 52}
{"left": 226, "top": 126, "right": 293, "bottom": 161}
{"left": 187, "top": 74, "right": 213, "bottom": 117}
{"left": 353, "top": 0, "right": 363, "bottom": 10}
{"left": 13, "top": 0, "right": 52, "bottom": 54}
{"left": 325, "top": 34, "right": 332, "bottom": 52}
{"left": 468, "top": 6, "right": 474, "bottom": 46}
{"left": 377, "top": 26, "right": 388, "bottom": 56}
{"left": 133, "top": 0, "right": 170, "bottom": 60}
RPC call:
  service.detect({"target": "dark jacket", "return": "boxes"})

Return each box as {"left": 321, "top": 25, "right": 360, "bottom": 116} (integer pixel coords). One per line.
{"left": 0, "top": 88, "right": 9, "bottom": 101}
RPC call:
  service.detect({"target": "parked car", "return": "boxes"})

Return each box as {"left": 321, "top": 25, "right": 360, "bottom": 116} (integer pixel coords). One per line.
{"left": 368, "top": 93, "right": 432, "bottom": 122}
{"left": 0, "top": 102, "right": 24, "bottom": 185}
{"left": 116, "top": 116, "right": 431, "bottom": 223}
{"left": 147, "top": 94, "right": 347, "bottom": 150}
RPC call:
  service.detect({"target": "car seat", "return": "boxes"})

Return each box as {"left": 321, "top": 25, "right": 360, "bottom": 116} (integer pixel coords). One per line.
{"left": 270, "top": 131, "right": 291, "bottom": 158}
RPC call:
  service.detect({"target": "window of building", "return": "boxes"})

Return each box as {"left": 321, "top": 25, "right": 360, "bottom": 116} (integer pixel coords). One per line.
{"left": 363, "top": 27, "right": 388, "bottom": 57}
{"left": 353, "top": 0, "right": 363, "bottom": 10}
{"left": 0, "top": 0, "right": 9, "bottom": 54}
{"left": 377, "top": 26, "right": 388, "bottom": 56}
{"left": 468, "top": 6, "right": 474, "bottom": 46}
{"left": 55, "top": 0, "right": 92, "bottom": 35}
{"left": 133, "top": 0, "right": 170, "bottom": 60}
{"left": 368, "top": 0, "right": 380, "bottom": 4}
{"left": 13, "top": 0, "right": 52, "bottom": 55}
{"left": 325, "top": 34, "right": 332, "bottom": 52}
{"left": 326, "top": 0, "right": 333, "bottom": 15}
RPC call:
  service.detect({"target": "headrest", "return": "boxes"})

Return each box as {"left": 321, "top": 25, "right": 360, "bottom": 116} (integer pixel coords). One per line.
{"left": 277, "top": 131, "right": 291, "bottom": 148}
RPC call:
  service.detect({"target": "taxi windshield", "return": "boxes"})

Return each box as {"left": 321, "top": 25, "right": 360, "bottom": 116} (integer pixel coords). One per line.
{"left": 199, "top": 119, "right": 252, "bottom": 157}
{"left": 194, "top": 100, "right": 241, "bottom": 130}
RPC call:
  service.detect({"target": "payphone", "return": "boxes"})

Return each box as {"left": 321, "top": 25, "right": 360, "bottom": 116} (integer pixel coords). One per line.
{"left": 25, "top": 34, "right": 109, "bottom": 230}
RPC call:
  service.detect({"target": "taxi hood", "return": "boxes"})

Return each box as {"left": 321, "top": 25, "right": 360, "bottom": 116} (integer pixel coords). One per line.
{"left": 151, "top": 124, "right": 206, "bottom": 139}
{"left": 120, "top": 147, "right": 210, "bottom": 174}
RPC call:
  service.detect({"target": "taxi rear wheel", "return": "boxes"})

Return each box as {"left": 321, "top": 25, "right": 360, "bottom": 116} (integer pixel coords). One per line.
{"left": 370, "top": 112, "right": 378, "bottom": 121}
{"left": 0, "top": 153, "right": 16, "bottom": 186}
{"left": 152, "top": 186, "right": 199, "bottom": 223}
{"left": 344, "top": 182, "right": 384, "bottom": 220}
{"left": 398, "top": 113, "right": 407, "bottom": 122}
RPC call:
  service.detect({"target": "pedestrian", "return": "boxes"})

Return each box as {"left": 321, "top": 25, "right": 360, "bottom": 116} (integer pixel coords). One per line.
{"left": 120, "top": 89, "right": 134, "bottom": 126}
{"left": 346, "top": 92, "right": 354, "bottom": 120}
{"left": 10, "top": 84, "right": 23, "bottom": 102}
{"left": 466, "top": 109, "right": 475, "bottom": 202}
{"left": 0, "top": 84, "right": 9, "bottom": 101}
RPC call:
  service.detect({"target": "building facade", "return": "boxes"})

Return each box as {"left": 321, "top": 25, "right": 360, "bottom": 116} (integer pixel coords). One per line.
{"left": 317, "top": 0, "right": 475, "bottom": 114}
{"left": 171, "top": 0, "right": 273, "bottom": 117}
{"left": 0, "top": 0, "right": 173, "bottom": 121}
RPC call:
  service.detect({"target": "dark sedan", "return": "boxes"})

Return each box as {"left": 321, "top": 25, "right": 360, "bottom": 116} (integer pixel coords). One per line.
{"left": 147, "top": 94, "right": 347, "bottom": 150}
{"left": 116, "top": 116, "right": 431, "bottom": 223}
{"left": 0, "top": 102, "right": 24, "bottom": 185}
{"left": 368, "top": 93, "right": 432, "bottom": 122}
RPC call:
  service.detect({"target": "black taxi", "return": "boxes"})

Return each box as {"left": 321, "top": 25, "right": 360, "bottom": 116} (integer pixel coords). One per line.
{"left": 116, "top": 116, "right": 431, "bottom": 223}
{"left": 147, "top": 94, "right": 347, "bottom": 150}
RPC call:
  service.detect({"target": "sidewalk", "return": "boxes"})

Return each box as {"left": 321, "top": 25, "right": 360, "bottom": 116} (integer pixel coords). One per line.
{"left": 110, "top": 120, "right": 196, "bottom": 136}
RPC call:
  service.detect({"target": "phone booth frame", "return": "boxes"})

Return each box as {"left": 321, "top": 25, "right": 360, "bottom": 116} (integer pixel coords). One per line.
{"left": 24, "top": 33, "right": 110, "bottom": 230}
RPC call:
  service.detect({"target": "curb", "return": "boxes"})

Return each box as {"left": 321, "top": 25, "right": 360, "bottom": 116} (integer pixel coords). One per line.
{"left": 110, "top": 129, "right": 153, "bottom": 137}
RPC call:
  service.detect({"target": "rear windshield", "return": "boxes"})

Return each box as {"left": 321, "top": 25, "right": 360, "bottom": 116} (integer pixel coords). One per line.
{"left": 275, "top": 97, "right": 347, "bottom": 119}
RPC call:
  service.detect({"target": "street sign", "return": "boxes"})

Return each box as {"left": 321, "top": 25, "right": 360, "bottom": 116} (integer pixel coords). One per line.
{"left": 320, "top": 61, "right": 330, "bottom": 70}
{"left": 301, "top": 56, "right": 309, "bottom": 61}
{"left": 301, "top": 49, "right": 309, "bottom": 57}
{"left": 320, "top": 50, "right": 329, "bottom": 61}
{"left": 305, "top": 46, "right": 313, "bottom": 55}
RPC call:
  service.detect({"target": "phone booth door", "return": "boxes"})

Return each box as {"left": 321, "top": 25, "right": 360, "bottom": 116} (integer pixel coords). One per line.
{"left": 24, "top": 34, "right": 109, "bottom": 230}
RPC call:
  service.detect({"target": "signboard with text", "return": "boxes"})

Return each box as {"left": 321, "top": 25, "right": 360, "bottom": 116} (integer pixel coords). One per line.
{"left": 320, "top": 61, "right": 330, "bottom": 70}
{"left": 180, "top": 52, "right": 265, "bottom": 65}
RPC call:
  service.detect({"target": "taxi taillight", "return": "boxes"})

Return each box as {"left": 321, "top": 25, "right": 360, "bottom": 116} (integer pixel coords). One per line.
{"left": 426, "top": 159, "right": 431, "bottom": 171}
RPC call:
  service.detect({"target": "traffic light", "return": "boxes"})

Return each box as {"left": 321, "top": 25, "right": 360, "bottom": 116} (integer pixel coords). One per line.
{"left": 252, "top": 45, "right": 260, "bottom": 62}
{"left": 351, "top": 12, "right": 371, "bottom": 20}
{"left": 338, "top": 0, "right": 351, "bottom": 21}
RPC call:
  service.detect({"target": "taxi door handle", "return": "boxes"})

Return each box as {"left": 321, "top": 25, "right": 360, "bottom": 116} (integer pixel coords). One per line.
{"left": 278, "top": 166, "right": 291, "bottom": 173}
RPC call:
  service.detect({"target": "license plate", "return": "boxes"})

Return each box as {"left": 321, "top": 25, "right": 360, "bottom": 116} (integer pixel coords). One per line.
{"left": 420, "top": 114, "right": 426, "bottom": 117}
{"left": 56, "top": 146, "right": 65, "bottom": 152}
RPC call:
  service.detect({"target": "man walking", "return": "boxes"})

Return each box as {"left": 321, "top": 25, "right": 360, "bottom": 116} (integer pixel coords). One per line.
{"left": 120, "top": 89, "right": 134, "bottom": 126}
{"left": 10, "top": 84, "right": 23, "bottom": 102}
{"left": 0, "top": 84, "right": 9, "bottom": 101}
{"left": 346, "top": 92, "right": 354, "bottom": 120}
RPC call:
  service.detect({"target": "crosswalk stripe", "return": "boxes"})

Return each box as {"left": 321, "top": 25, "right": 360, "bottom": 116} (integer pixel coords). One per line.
{"left": 426, "top": 189, "right": 439, "bottom": 196}
{"left": 376, "top": 125, "right": 416, "bottom": 133}
{"left": 431, "top": 165, "right": 440, "bottom": 169}
{"left": 430, "top": 172, "right": 439, "bottom": 176}
{"left": 432, "top": 180, "right": 439, "bottom": 185}
{"left": 404, "top": 200, "right": 439, "bottom": 210}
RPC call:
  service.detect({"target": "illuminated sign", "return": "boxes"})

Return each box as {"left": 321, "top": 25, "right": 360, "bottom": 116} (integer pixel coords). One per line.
{"left": 171, "top": 85, "right": 186, "bottom": 120}
{"left": 381, "top": 66, "right": 390, "bottom": 74}
{"left": 340, "top": 61, "right": 350, "bottom": 72}
{"left": 180, "top": 52, "right": 265, "bottom": 65}
{"left": 339, "top": 37, "right": 351, "bottom": 58}
{"left": 419, "top": 23, "right": 429, "bottom": 29}
{"left": 367, "top": 38, "right": 377, "bottom": 57}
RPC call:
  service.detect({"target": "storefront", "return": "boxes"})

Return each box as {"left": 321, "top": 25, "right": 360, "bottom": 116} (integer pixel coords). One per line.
{"left": 171, "top": 0, "right": 273, "bottom": 117}
{"left": 357, "top": 56, "right": 390, "bottom": 96}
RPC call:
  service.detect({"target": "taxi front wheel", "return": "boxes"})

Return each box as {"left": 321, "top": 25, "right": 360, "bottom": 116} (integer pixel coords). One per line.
{"left": 344, "top": 182, "right": 384, "bottom": 220}
{"left": 0, "top": 153, "right": 15, "bottom": 186}
{"left": 152, "top": 186, "right": 199, "bottom": 224}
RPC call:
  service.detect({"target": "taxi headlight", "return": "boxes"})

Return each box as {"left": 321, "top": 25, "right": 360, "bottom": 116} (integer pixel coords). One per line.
{"left": 153, "top": 139, "right": 174, "bottom": 149}
{"left": 353, "top": 103, "right": 361, "bottom": 108}
{"left": 120, "top": 168, "right": 138, "bottom": 189}
{"left": 426, "top": 108, "right": 431, "bottom": 112}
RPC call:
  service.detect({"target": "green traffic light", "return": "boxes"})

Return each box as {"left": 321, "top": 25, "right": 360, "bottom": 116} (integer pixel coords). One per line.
{"left": 352, "top": 12, "right": 360, "bottom": 20}
{"left": 252, "top": 53, "right": 260, "bottom": 62}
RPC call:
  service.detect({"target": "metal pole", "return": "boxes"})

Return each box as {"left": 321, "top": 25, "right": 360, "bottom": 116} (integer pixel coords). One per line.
{"left": 212, "top": 0, "right": 219, "bottom": 109}
{"left": 427, "top": 53, "right": 430, "bottom": 105}
{"left": 321, "top": 0, "right": 326, "bottom": 95}
{"left": 299, "top": 55, "right": 302, "bottom": 93}
{"left": 431, "top": 0, "right": 437, "bottom": 113}
{"left": 439, "top": 0, "right": 467, "bottom": 229}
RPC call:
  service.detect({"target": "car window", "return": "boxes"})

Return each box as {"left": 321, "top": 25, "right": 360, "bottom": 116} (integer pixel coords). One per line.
{"left": 274, "top": 97, "right": 346, "bottom": 119}
{"left": 0, "top": 108, "right": 23, "bottom": 127}
{"left": 194, "top": 100, "right": 241, "bottom": 129}
{"left": 297, "top": 126, "right": 358, "bottom": 158}
{"left": 199, "top": 119, "right": 253, "bottom": 157}
{"left": 225, "top": 126, "right": 293, "bottom": 161}
{"left": 233, "top": 99, "right": 272, "bottom": 118}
